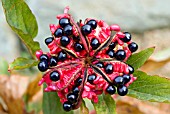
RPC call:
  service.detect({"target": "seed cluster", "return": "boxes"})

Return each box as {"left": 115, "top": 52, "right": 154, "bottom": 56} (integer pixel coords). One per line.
{"left": 36, "top": 6, "right": 138, "bottom": 111}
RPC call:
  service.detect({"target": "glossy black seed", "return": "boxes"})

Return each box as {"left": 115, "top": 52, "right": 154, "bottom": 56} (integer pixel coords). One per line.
{"left": 106, "top": 85, "right": 116, "bottom": 95}
{"left": 60, "top": 36, "right": 70, "bottom": 47}
{"left": 120, "top": 32, "right": 131, "bottom": 43}
{"left": 105, "top": 64, "right": 114, "bottom": 74}
{"left": 73, "top": 36, "right": 80, "bottom": 42}
{"left": 67, "top": 93, "right": 78, "bottom": 103}
{"left": 91, "top": 38, "right": 100, "bottom": 50}
{"left": 95, "top": 62, "right": 104, "bottom": 68}
{"left": 128, "top": 42, "right": 138, "bottom": 52}
{"left": 128, "top": 65, "right": 134, "bottom": 74}
{"left": 117, "top": 85, "right": 128, "bottom": 96}
{"left": 115, "top": 50, "right": 126, "bottom": 60}
{"left": 72, "top": 87, "right": 79, "bottom": 95}
{"left": 40, "top": 54, "right": 49, "bottom": 61}
{"left": 87, "top": 74, "right": 97, "bottom": 84}
{"left": 63, "top": 101, "right": 72, "bottom": 112}
{"left": 86, "top": 19, "right": 97, "bottom": 29}
{"left": 74, "top": 42, "right": 84, "bottom": 52}
{"left": 57, "top": 51, "right": 67, "bottom": 61}
{"left": 106, "top": 49, "right": 115, "bottom": 58}
{"left": 59, "top": 18, "right": 70, "bottom": 28}
{"left": 63, "top": 25, "right": 73, "bottom": 36}
{"left": 38, "top": 60, "right": 48, "bottom": 72}
{"left": 109, "top": 42, "right": 116, "bottom": 49}
{"left": 54, "top": 28, "right": 63, "bottom": 37}
{"left": 113, "top": 76, "right": 124, "bottom": 86}
{"left": 75, "top": 77, "right": 82, "bottom": 86}
{"left": 45, "top": 37, "right": 54, "bottom": 45}
{"left": 50, "top": 71, "right": 60, "bottom": 81}
{"left": 81, "top": 24, "right": 92, "bottom": 35}
{"left": 49, "top": 56, "right": 58, "bottom": 67}
{"left": 122, "top": 74, "right": 131, "bottom": 84}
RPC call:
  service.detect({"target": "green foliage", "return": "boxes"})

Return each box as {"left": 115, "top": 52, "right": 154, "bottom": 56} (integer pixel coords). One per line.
{"left": 8, "top": 57, "right": 38, "bottom": 71}
{"left": 0, "top": 57, "right": 10, "bottom": 75}
{"left": 80, "top": 100, "right": 89, "bottom": 114}
{"left": 92, "top": 94, "right": 116, "bottom": 114}
{"left": 128, "top": 71, "right": 170, "bottom": 103}
{"left": 1, "top": 0, "right": 40, "bottom": 59}
{"left": 126, "top": 47, "right": 155, "bottom": 70}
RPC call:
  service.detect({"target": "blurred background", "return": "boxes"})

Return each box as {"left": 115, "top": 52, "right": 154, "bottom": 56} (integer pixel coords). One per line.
{"left": 0, "top": 0, "right": 170, "bottom": 114}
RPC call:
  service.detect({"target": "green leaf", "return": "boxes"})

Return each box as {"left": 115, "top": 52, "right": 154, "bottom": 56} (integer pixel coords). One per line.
{"left": 80, "top": 100, "right": 89, "bottom": 114}
{"left": 43, "top": 84, "right": 73, "bottom": 114}
{"left": 128, "top": 71, "right": 170, "bottom": 103}
{"left": 0, "top": 57, "right": 10, "bottom": 75}
{"left": 1, "top": 0, "right": 40, "bottom": 59}
{"left": 126, "top": 47, "right": 155, "bottom": 70}
{"left": 92, "top": 94, "right": 116, "bottom": 114}
{"left": 8, "top": 57, "right": 38, "bottom": 71}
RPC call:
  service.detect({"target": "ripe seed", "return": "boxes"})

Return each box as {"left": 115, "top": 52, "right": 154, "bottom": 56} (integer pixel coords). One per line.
{"left": 105, "top": 64, "right": 114, "bottom": 74}
{"left": 117, "top": 85, "right": 128, "bottom": 96}
{"left": 128, "top": 42, "right": 138, "bottom": 52}
{"left": 86, "top": 19, "right": 97, "bottom": 29}
{"left": 63, "top": 101, "right": 72, "bottom": 112}
{"left": 50, "top": 71, "right": 60, "bottom": 81}
{"left": 54, "top": 28, "right": 63, "bottom": 37}
{"left": 120, "top": 32, "right": 131, "bottom": 43}
{"left": 74, "top": 42, "right": 84, "bottom": 52}
{"left": 106, "top": 49, "right": 115, "bottom": 58}
{"left": 38, "top": 60, "right": 48, "bottom": 72}
{"left": 57, "top": 51, "right": 67, "bottom": 61}
{"left": 59, "top": 18, "right": 70, "bottom": 28}
{"left": 40, "top": 54, "right": 49, "bottom": 61}
{"left": 113, "top": 76, "right": 124, "bottom": 86}
{"left": 45, "top": 37, "right": 54, "bottom": 45}
{"left": 122, "top": 74, "right": 131, "bottom": 84}
{"left": 95, "top": 62, "right": 104, "bottom": 68}
{"left": 63, "top": 25, "right": 73, "bottom": 36}
{"left": 87, "top": 74, "right": 97, "bottom": 84}
{"left": 75, "top": 77, "right": 82, "bottom": 86}
{"left": 106, "top": 85, "right": 116, "bottom": 95}
{"left": 128, "top": 65, "right": 134, "bottom": 74}
{"left": 60, "top": 36, "right": 70, "bottom": 47}
{"left": 73, "top": 36, "right": 80, "bottom": 42}
{"left": 91, "top": 38, "right": 100, "bottom": 50}
{"left": 81, "top": 24, "right": 92, "bottom": 35}
{"left": 109, "top": 42, "right": 116, "bottom": 49}
{"left": 67, "top": 93, "right": 78, "bottom": 103}
{"left": 72, "top": 87, "right": 79, "bottom": 95}
{"left": 49, "top": 56, "right": 58, "bottom": 67}
{"left": 115, "top": 50, "right": 126, "bottom": 60}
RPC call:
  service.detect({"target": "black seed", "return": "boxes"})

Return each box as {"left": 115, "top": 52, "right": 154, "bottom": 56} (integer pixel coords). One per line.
{"left": 95, "top": 62, "right": 104, "bottom": 68}
{"left": 63, "top": 25, "right": 73, "bottom": 36}
{"left": 60, "top": 36, "right": 70, "bottom": 47}
{"left": 106, "top": 49, "right": 115, "bottom": 58}
{"left": 74, "top": 42, "right": 84, "bottom": 52}
{"left": 117, "top": 85, "right": 128, "bottom": 96}
{"left": 38, "top": 60, "right": 48, "bottom": 72}
{"left": 40, "top": 54, "right": 49, "bottom": 61}
{"left": 50, "top": 71, "right": 60, "bottom": 81}
{"left": 115, "top": 50, "right": 126, "bottom": 60}
{"left": 128, "top": 65, "right": 134, "bottom": 74}
{"left": 120, "top": 32, "right": 131, "bottom": 43}
{"left": 75, "top": 77, "right": 82, "bottom": 86}
{"left": 45, "top": 37, "right": 54, "bottom": 45}
{"left": 73, "top": 36, "right": 80, "bottom": 42}
{"left": 128, "top": 42, "right": 138, "bottom": 52}
{"left": 86, "top": 19, "right": 97, "bottom": 29}
{"left": 59, "top": 18, "right": 70, "bottom": 28}
{"left": 72, "top": 87, "right": 79, "bottom": 95}
{"left": 63, "top": 101, "right": 72, "bottom": 112}
{"left": 49, "top": 56, "right": 58, "bottom": 67}
{"left": 106, "top": 85, "right": 116, "bottom": 95}
{"left": 105, "top": 64, "right": 114, "bottom": 74}
{"left": 113, "top": 76, "right": 124, "bottom": 86}
{"left": 67, "top": 93, "right": 78, "bottom": 103}
{"left": 81, "top": 24, "right": 92, "bottom": 35}
{"left": 57, "top": 51, "right": 67, "bottom": 61}
{"left": 87, "top": 74, "right": 97, "bottom": 84}
{"left": 109, "top": 42, "right": 116, "bottom": 49}
{"left": 54, "top": 28, "right": 63, "bottom": 37}
{"left": 91, "top": 38, "right": 100, "bottom": 50}
{"left": 122, "top": 74, "right": 131, "bottom": 84}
